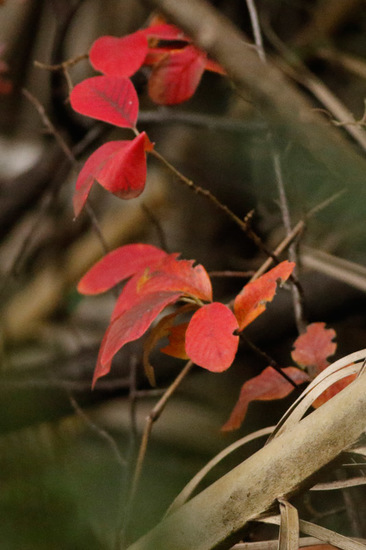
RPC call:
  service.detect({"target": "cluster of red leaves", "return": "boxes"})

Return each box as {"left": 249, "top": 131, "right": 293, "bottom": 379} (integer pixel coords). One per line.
{"left": 222, "top": 322, "right": 339, "bottom": 431}
{"left": 88, "top": 18, "right": 225, "bottom": 105}
{"left": 69, "top": 20, "right": 224, "bottom": 217}
{"left": 78, "top": 244, "right": 295, "bottom": 392}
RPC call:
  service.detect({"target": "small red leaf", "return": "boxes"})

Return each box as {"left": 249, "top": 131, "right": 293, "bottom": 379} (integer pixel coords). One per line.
{"left": 185, "top": 303, "right": 239, "bottom": 372}
{"left": 78, "top": 244, "right": 168, "bottom": 295}
{"left": 73, "top": 133, "right": 148, "bottom": 216}
{"left": 291, "top": 322, "right": 337, "bottom": 374}
{"left": 160, "top": 322, "right": 189, "bottom": 359}
{"left": 234, "top": 261, "right": 295, "bottom": 331}
{"left": 222, "top": 366, "right": 310, "bottom": 431}
{"left": 73, "top": 141, "right": 122, "bottom": 217}
{"left": 148, "top": 45, "right": 206, "bottom": 105}
{"left": 100, "top": 291, "right": 181, "bottom": 368}
{"left": 96, "top": 132, "right": 147, "bottom": 199}
{"left": 89, "top": 32, "right": 148, "bottom": 77}
{"left": 70, "top": 76, "right": 138, "bottom": 128}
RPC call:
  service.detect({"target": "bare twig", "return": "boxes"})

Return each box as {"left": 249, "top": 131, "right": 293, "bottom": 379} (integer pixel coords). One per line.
{"left": 120, "top": 360, "right": 194, "bottom": 547}
{"left": 68, "top": 393, "right": 126, "bottom": 467}
{"left": 244, "top": 0, "right": 306, "bottom": 333}
{"left": 238, "top": 333, "right": 298, "bottom": 389}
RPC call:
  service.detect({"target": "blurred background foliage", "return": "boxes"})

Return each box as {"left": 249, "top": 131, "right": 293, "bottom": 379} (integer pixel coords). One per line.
{"left": 0, "top": 0, "right": 366, "bottom": 547}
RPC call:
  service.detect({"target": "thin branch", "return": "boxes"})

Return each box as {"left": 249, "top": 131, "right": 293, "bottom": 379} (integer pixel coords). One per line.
{"left": 22, "top": 87, "right": 110, "bottom": 257}
{"left": 34, "top": 53, "right": 89, "bottom": 72}
{"left": 22, "top": 88, "right": 74, "bottom": 162}
{"left": 120, "top": 360, "right": 194, "bottom": 547}
{"left": 141, "top": 203, "right": 169, "bottom": 252}
{"left": 244, "top": 0, "right": 306, "bottom": 333}
{"left": 68, "top": 393, "right": 126, "bottom": 467}
{"left": 238, "top": 333, "right": 298, "bottom": 389}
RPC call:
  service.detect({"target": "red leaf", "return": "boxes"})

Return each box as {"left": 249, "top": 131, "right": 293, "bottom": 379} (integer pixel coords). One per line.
{"left": 160, "top": 322, "right": 189, "bottom": 359}
{"left": 135, "top": 254, "right": 213, "bottom": 302}
{"left": 73, "top": 140, "right": 123, "bottom": 217}
{"left": 234, "top": 261, "right": 295, "bottom": 331}
{"left": 77, "top": 244, "right": 168, "bottom": 295}
{"left": 222, "top": 366, "right": 310, "bottom": 431}
{"left": 148, "top": 45, "right": 206, "bottom": 105}
{"left": 204, "top": 58, "right": 226, "bottom": 75}
{"left": 291, "top": 322, "right": 337, "bottom": 374}
{"left": 96, "top": 132, "right": 147, "bottom": 198}
{"left": 313, "top": 374, "right": 357, "bottom": 408}
{"left": 99, "top": 291, "right": 182, "bottom": 370}
{"left": 73, "top": 133, "right": 148, "bottom": 216}
{"left": 70, "top": 76, "right": 138, "bottom": 128}
{"left": 185, "top": 303, "right": 239, "bottom": 372}
{"left": 89, "top": 32, "right": 148, "bottom": 77}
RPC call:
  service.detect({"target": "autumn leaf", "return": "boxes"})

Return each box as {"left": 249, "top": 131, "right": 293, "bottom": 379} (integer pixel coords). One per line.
{"left": 234, "top": 261, "right": 295, "bottom": 331}
{"left": 291, "top": 322, "right": 337, "bottom": 373}
{"left": 84, "top": 246, "right": 214, "bottom": 386}
{"left": 143, "top": 307, "right": 194, "bottom": 385}
{"left": 185, "top": 303, "right": 239, "bottom": 372}
{"left": 160, "top": 322, "right": 190, "bottom": 359}
{"left": 78, "top": 243, "right": 168, "bottom": 295}
{"left": 148, "top": 46, "right": 207, "bottom": 105}
{"left": 222, "top": 366, "right": 310, "bottom": 431}
{"left": 73, "top": 133, "right": 149, "bottom": 216}
{"left": 73, "top": 141, "right": 123, "bottom": 217}
{"left": 89, "top": 32, "right": 149, "bottom": 77}
{"left": 70, "top": 75, "right": 139, "bottom": 128}
{"left": 135, "top": 254, "right": 213, "bottom": 303}
{"left": 98, "top": 290, "right": 182, "bottom": 380}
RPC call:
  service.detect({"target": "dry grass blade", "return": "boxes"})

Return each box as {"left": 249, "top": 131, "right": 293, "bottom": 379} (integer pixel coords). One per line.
{"left": 278, "top": 499, "right": 299, "bottom": 550}
{"left": 311, "top": 477, "right": 366, "bottom": 491}
{"left": 166, "top": 426, "right": 274, "bottom": 515}
{"left": 231, "top": 538, "right": 327, "bottom": 550}
{"left": 299, "top": 520, "right": 366, "bottom": 550}
{"left": 260, "top": 517, "right": 366, "bottom": 550}
{"left": 126, "top": 370, "right": 366, "bottom": 550}
{"left": 268, "top": 350, "right": 366, "bottom": 441}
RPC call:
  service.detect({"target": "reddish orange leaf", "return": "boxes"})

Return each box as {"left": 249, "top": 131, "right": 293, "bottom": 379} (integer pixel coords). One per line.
{"left": 291, "top": 322, "right": 337, "bottom": 374}
{"left": 73, "top": 133, "right": 148, "bottom": 216}
{"left": 136, "top": 254, "right": 213, "bottom": 302}
{"left": 204, "top": 58, "right": 226, "bottom": 75}
{"left": 185, "top": 303, "right": 239, "bottom": 372}
{"left": 222, "top": 366, "right": 310, "bottom": 431}
{"left": 160, "top": 322, "right": 190, "bottom": 359}
{"left": 148, "top": 45, "right": 206, "bottom": 105}
{"left": 99, "top": 290, "right": 182, "bottom": 371}
{"left": 312, "top": 374, "right": 357, "bottom": 408}
{"left": 77, "top": 244, "right": 168, "bottom": 295}
{"left": 234, "top": 261, "right": 295, "bottom": 331}
{"left": 143, "top": 307, "right": 194, "bottom": 385}
{"left": 89, "top": 32, "right": 148, "bottom": 77}
{"left": 70, "top": 76, "right": 138, "bottom": 128}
